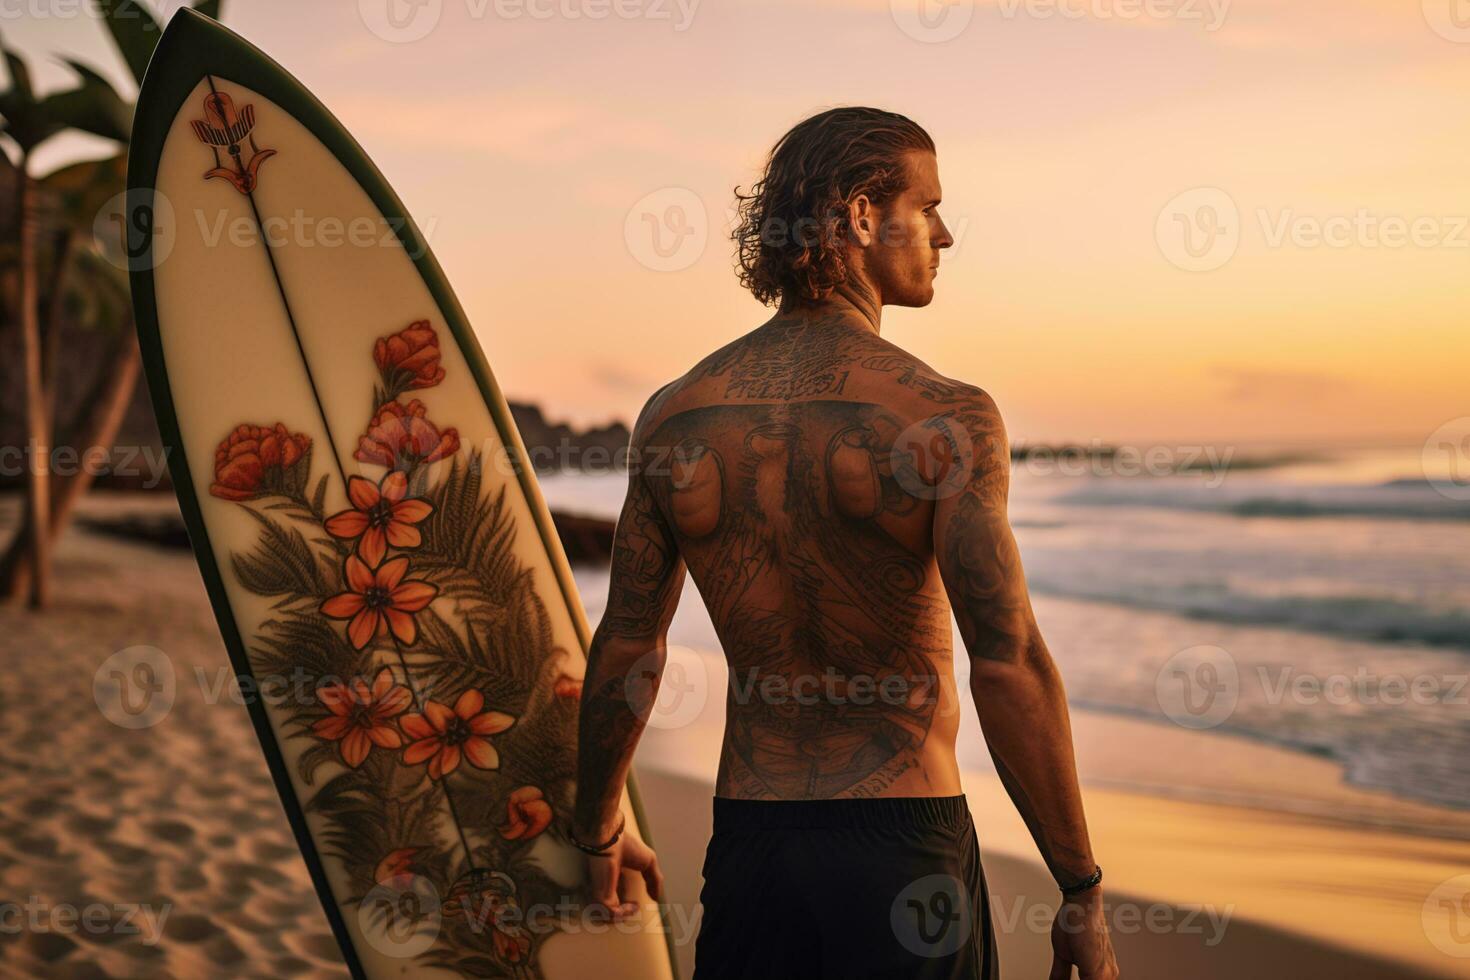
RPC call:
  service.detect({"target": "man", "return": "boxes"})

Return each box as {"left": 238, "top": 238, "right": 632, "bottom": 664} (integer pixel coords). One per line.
{"left": 572, "top": 107, "right": 1119, "bottom": 979}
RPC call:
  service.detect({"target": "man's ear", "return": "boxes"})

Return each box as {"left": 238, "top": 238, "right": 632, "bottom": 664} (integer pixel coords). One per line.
{"left": 847, "top": 194, "right": 876, "bottom": 247}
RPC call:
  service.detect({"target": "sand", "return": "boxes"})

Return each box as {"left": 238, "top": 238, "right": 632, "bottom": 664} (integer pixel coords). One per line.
{"left": 2, "top": 492, "right": 1467, "bottom": 978}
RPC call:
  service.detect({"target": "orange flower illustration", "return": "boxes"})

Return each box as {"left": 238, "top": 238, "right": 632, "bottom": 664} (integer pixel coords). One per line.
{"left": 312, "top": 668, "right": 412, "bottom": 768}
{"left": 499, "top": 786, "right": 553, "bottom": 841}
{"left": 354, "top": 399, "right": 460, "bottom": 472}
{"left": 401, "top": 689, "right": 514, "bottom": 781}
{"left": 209, "top": 422, "right": 311, "bottom": 501}
{"left": 320, "top": 555, "right": 438, "bottom": 649}
{"left": 374, "top": 320, "right": 445, "bottom": 393}
{"left": 324, "top": 471, "right": 434, "bottom": 568}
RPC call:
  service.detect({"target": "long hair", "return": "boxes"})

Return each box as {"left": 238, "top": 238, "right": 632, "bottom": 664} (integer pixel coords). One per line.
{"left": 732, "top": 107, "right": 935, "bottom": 308}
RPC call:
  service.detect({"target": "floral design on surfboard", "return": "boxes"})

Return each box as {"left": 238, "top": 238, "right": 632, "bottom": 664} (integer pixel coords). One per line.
{"left": 207, "top": 321, "right": 589, "bottom": 977}
{"left": 191, "top": 90, "right": 275, "bottom": 194}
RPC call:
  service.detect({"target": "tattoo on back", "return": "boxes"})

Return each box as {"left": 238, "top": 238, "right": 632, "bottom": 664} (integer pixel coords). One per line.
{"left": 640, "top": 400, "right": 950, "bottom": 799}
{"left": 692, "top": 317, "right": 871, "bottom": 400}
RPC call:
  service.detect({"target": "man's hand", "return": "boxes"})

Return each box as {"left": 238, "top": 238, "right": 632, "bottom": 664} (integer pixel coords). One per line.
{"left": 583, "top": 826, "right": 664, "bottom": 921}
{"left": 1049, "top": 887, "right": 1119, "bottom": 979}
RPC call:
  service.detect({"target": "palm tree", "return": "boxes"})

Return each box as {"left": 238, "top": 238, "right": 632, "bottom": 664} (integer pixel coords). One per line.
{"left": 0, "top": 1, "right": 222, "bottom": 606}
{"left": 0, "top": 41, "right": 105, "bottom": 608}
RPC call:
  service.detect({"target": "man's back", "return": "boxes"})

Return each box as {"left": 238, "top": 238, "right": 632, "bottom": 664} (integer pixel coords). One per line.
{"left": 633, "top": 311, "right": 975, "bottom": 800}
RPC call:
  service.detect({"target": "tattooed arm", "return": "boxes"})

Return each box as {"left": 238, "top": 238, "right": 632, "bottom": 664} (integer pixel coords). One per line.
{"left": 931, "top": 388, "right": 1118, "bottom": 978}
{"left": 572, "top": 396, "right": 685, "bottom": 915}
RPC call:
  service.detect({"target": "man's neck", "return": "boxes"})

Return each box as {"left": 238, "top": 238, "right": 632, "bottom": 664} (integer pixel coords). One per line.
{"left": 779, "top": 282, "right": 883, "bottom": 336}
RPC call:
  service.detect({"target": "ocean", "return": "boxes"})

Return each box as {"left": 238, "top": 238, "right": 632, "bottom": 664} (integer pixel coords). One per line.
{"left": 540, "top": 445, "right": 1470, "bottom": 817}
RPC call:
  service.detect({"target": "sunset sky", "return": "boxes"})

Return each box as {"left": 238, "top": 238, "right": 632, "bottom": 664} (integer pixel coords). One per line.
{"left": 12, "top": 0, "right": 1469, "bottom": 446}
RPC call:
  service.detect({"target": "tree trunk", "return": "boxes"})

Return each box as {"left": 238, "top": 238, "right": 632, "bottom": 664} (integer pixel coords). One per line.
{"left": 39, "top": 230, "right": 75, "bottom": 429}
{"left": 49, "top": 325, "right": 142, "bottom": 533}
{"left": 0, "top": 323, "right": 142, "bottom": 598}
{"left": 15, "top": 158, "right": 51, "bottom": 609}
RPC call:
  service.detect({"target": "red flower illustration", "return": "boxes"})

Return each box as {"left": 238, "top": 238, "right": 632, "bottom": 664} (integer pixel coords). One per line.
{"left": 374, "top": 320, "right": 445, "bottom": 394}
{"left": 320, "top": 555, "right": 438, "bottom": 649}
{"left": 209, "top": 422, "right": 311, "bottom": 501}
{"left": 373, "top": 847, "right": 422, "bottom": 889}
{"left": 401, "top": 689, "right": 514, "bottom": 781}
{"left": 312, "top": 668, "right": 413, "bottom": 767}
{"left": 499, "top": 786, "right": 553, "bottom": 841}
{"left": 354, "top": 399, "right": 460, "bottom": 472}
{"left": 493, "top": 924, "right": 532, "bottom": 964}
{"left": 324, "top": 471, "right": 434, "bottom": 568}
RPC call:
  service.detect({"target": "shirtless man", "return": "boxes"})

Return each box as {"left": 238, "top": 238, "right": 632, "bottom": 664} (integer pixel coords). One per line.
{"left": 572, "top": 107, "right": 1119, "bottom": 979}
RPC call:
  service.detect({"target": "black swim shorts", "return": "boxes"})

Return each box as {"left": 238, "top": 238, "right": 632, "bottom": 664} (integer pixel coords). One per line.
{"left": 692, "top": 794, "right": 999, "bottom": 979}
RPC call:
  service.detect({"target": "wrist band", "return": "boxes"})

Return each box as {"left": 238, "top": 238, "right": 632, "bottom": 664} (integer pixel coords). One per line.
{"left": 569, "top": 815, "right": 626, "bottom": 856}
{"left": 1059, "top": 866, "right": 1103, "bottom": 896}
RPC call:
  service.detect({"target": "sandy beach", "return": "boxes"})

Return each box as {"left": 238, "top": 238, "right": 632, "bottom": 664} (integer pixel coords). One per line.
{"left": 1, "top": 492, "right": 1467, "bottom": 978}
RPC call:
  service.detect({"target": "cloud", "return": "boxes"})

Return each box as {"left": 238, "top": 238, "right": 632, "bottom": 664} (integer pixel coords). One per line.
{"left": 1210, "top": 365, "right": 1355, "bottom": 402}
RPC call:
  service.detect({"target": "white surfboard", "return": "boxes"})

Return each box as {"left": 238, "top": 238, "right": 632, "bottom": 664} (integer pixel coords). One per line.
{"left": 127, "top": 10, "right": 676, "bottom": 978}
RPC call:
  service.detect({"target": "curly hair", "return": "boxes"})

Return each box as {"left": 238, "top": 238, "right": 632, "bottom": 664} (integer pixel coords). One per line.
{"left": 732, "top": 107, "right": 936, "bottom": 308}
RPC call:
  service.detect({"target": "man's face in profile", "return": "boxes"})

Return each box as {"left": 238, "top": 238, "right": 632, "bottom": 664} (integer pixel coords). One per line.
{"left": 864, "top": 150, "right": 953, "bottom": 309}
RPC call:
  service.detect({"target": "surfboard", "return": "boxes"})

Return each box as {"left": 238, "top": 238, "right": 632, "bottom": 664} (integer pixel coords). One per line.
{"left": 126, "top": 10, "right": 676, "bottom": 979}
